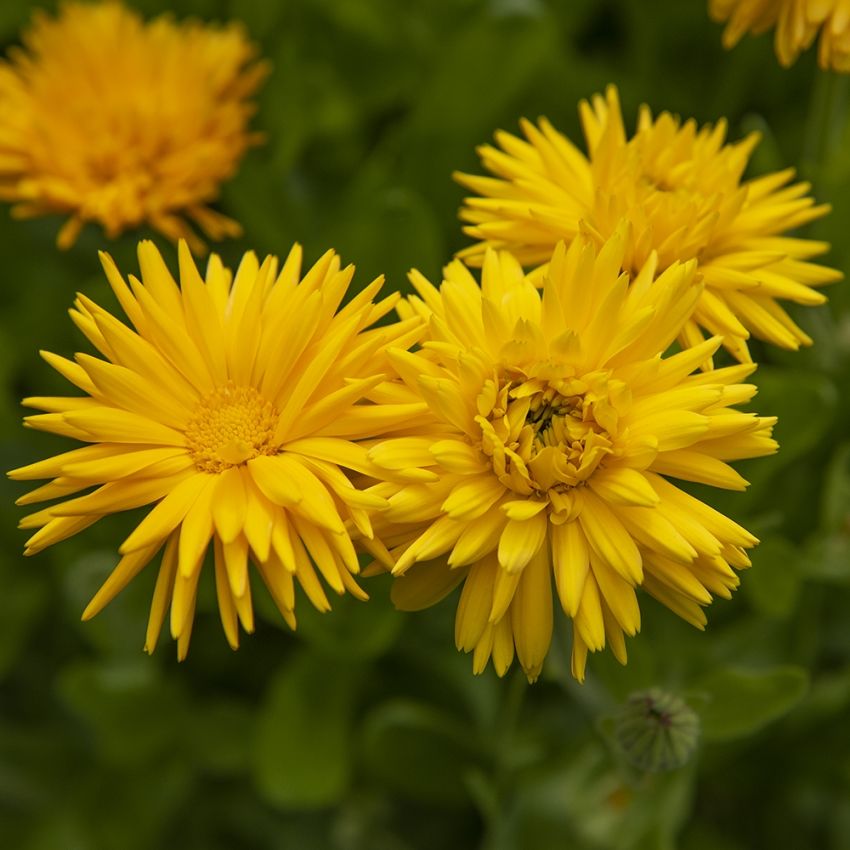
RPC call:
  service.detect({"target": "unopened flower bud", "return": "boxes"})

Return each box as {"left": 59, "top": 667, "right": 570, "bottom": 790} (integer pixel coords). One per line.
{"left": 614, "top": 688, "right": 700, "bottom": 772}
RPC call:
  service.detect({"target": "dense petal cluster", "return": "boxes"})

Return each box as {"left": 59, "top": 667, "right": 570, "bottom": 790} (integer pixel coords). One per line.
{"left": 10, "top": 241, "right": 423, "bottom": 657}
{"left": 0, "top": 1, "right": 267, "bottom": 251}
{"left": 710, "top": 0, "right": 850, "bottom": 70}
{"left": 456, "top": 86, "right": 839, "bottom": 365}
{"left": 374, "top": 229, "right": 777, "bottom": 681}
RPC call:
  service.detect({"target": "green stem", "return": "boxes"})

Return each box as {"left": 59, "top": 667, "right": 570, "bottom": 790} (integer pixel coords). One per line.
{"left": 477, "top": 670, "right": 528, "bottom": 850}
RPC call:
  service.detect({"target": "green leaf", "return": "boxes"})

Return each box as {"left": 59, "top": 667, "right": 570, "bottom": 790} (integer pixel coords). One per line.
{"left": 60, "top": 549, "right": 154, "bottom": 655}
{"left": 56, "top": 660, "right": 187, "bottom": 766}
{"left": 253, "top": 650, "right": 360, "bottom": 808}
{"left": 694, "top": 666, "right": 809, "bottom": 741}
{"left": 821, "top": 442, "right": 850, "bottom": 533}
{"left": 331, "top": 184, "right": 445, "bottom": 295}
{"left": 359, "top": 699, "right": 483, "bottom": 805}
{"left": 402, "top": 11, "right": 557, "bottom": 216}
{"left": 743, "top": 536, "right": 801, "bottom": 620}
{"left": 187, "top": 699, "right": 254, "bottom": 775}
{"left": 0, "top": 571, "right": 45, "bottom": 679}
{"left": 748, "top": 368, "right": 837, "bottom": 468}
{"left": 801, "top": 533, "right": 850, "bottom": 585}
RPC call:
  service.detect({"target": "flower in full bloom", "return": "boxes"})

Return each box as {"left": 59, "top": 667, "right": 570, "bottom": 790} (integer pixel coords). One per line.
{"left": 709, "top": 0, "right": 850, "bottom": 70}
{"left": 455, "top": 85, "right": 839, "bottom": 365}
{"left": 0, "top": 1, "right": 268, "bottom": 251}
{"left": 373, "top": 228, "right": 777, "bottom": 682}
{"left": 10, "top": 241, "right": 423, "bottom": 657}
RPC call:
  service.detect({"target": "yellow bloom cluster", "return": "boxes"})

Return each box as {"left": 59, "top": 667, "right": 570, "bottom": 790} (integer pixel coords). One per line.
{"left": 7, "top": 4, "right": 838, "bottom": 683}
{"left": 710, "top": 0, "right": 850, "bottom": 70}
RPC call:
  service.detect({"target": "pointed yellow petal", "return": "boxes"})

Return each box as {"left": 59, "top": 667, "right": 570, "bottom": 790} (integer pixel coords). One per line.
{"left": 497, "top": 512, "right": 548, "bottom": 573}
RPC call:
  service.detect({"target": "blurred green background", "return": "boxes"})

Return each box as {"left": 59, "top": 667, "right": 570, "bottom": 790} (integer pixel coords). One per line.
{"left": 2, "top": 0, "right": 850, "bottom": 847}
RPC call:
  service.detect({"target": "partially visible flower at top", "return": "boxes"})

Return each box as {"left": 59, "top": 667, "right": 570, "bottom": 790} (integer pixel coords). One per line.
{"left": 710, "top": 0, "right": 850, "bottom": 71}
{"left": 9, "top": 240, "right": 423, "bottom": 658}
{"left": 0, "top": 1, "right": 268, "bottom": 252}
{"left": 374, "top": 227, "right": 777, "bottom": 682}
{"left": 455, "top": 85, "right": 840, "bottom": 366}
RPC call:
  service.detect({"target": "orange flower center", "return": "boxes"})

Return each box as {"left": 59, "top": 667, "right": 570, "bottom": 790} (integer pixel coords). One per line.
{"left": 185, "top": 382, "right": 278, "bottom": 473}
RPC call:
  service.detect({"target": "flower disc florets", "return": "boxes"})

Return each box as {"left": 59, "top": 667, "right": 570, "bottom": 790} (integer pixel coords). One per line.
{"left": 475, "top": 369, "right": 624, "bottom": 500}
{"left": 186, "top": 383, "right": 279, "bottom": 473}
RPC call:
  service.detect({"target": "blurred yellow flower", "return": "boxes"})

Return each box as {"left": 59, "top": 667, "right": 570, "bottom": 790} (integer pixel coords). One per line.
{"left": 0, "top": 1, "right": 268, "bottom": 252}
{"left": 710, "top": 0, "right": 850, "bottom": 70}
{"left": 456, "top": 85, "right": 839, "bottom": 366}
{"left": 10, "top": 241, "right": 422, "bottom": 658}
{"left": 376, "top": 228, "right": 776, "bottom": 682}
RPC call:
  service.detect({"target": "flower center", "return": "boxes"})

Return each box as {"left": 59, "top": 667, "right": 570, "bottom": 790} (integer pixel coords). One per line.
{"left": 475, "top": 372, "right": 628, "bottom": 498}
{"left": 185, "top": 382, "right": 279, "bottom": 473}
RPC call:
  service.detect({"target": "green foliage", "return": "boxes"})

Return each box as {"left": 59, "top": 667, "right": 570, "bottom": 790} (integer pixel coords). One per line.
{"left": 255, "top": 650, "right": 360, "bottom": 808}
{"left": 694, "top": 666, "right": 809, "bottom": 741}
{"left": 2, "top": 0, "right": 850, "bottom": 848}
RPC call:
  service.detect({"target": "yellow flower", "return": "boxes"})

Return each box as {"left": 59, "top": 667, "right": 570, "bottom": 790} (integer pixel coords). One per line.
{"left": 10, "top": 240, "right": 422, "bottom": 658}
{"left": 0, "top": 1, "right": 267, "bottom": 252}
{"left": 375, "top": 228, "right": 777, "bottom": 682}
{"left": 455, "top": 85, "right": 839, "bottom": 365}
{"left": 710, "top": 0, "right": 850, "bottom": 70}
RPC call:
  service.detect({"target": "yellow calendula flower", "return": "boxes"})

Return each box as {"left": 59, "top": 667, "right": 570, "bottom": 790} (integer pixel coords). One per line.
{"left": 456, "top": 85, "right": 839, "bottom": 365}
{"left": 374, "top": 227, "right": 777, "bottom": 682}
{"left": 0, "top": 1, "right": 267, "bottom": 252}
{"left": 710, "top": 0, "right": 850, "bottom": 70}
{"left": 10, "top": 241, "right": 423, "bottom": 658}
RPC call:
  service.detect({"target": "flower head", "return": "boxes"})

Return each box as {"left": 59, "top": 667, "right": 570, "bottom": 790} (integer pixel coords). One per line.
{"left": 455, "top": 85, "right": 839, "bottom": 365}
{"left": 0, "top": 1, "right": 267, "bottom": 251}
{"left": 376, "top": 228, "right": 777, "bottom": 682}
{"left": 10, "top": 240, "right": 422, "bottom": 657}
{"left": 710, "top": 0, "right": 850, "bottom": 70}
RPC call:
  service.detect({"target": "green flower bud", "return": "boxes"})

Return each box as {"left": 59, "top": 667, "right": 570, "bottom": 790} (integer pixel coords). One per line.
{"left": 614, "top": 688, "right": 700, "bottom": 772}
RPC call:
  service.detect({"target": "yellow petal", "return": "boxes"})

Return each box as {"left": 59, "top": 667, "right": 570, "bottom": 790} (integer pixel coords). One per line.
{"left": 497, "top": 512, "right": 548, "bottom": 573}
{"left": 589, "top": 551, "right": 640, "bottom": 636}
{"left": 144, "top": 534, "right": 179, "bottom": 654}
{"left": 120, "top": 473, "right": 210, "bottom": 554}
{"left": 442, "top": 475, "right": 506, "bottom": 521}
{"left": 551, "top": 520, "right": 589, "bottom": 617}
{"left": 246, "top": 455, "right": 302, "bottom": 507}
{"left": 211, "top": 466, "right": 247, "bottom": 544}
{"left": 177, "top": 476, "right": 217, "bottom": 577}
{"left": 214, "top": 539, "right": 240, "bottom": 650}
{"left": 588, "top": 467, "right": 659, "bottom": 507}
{"left": 391, "top": 558, "right": 466, "bottom": 612}
{"left": 449, "top": 508, "right": 506, "bottom": 567}
{"left": 577, "top": 490, "right": 642, "bottom": 584}
{"left": 455, "top": 555, "right": 498, "bottom": 651}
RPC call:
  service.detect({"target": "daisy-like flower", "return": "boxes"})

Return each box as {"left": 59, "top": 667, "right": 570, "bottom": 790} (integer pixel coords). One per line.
{"left": 455, "top": 85, "right": 839, "bottom": 365}
{"left": 710, "top": 0, "right": 850, "bottom": 70}
{"left": 374, "top": 227, "right": 777, "bottom": 682}
{"left": 9, "top": 241, "right": 423, "bottom": 658}
{"left": 0, "top": 1, "right": 267, "bottom": 252}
